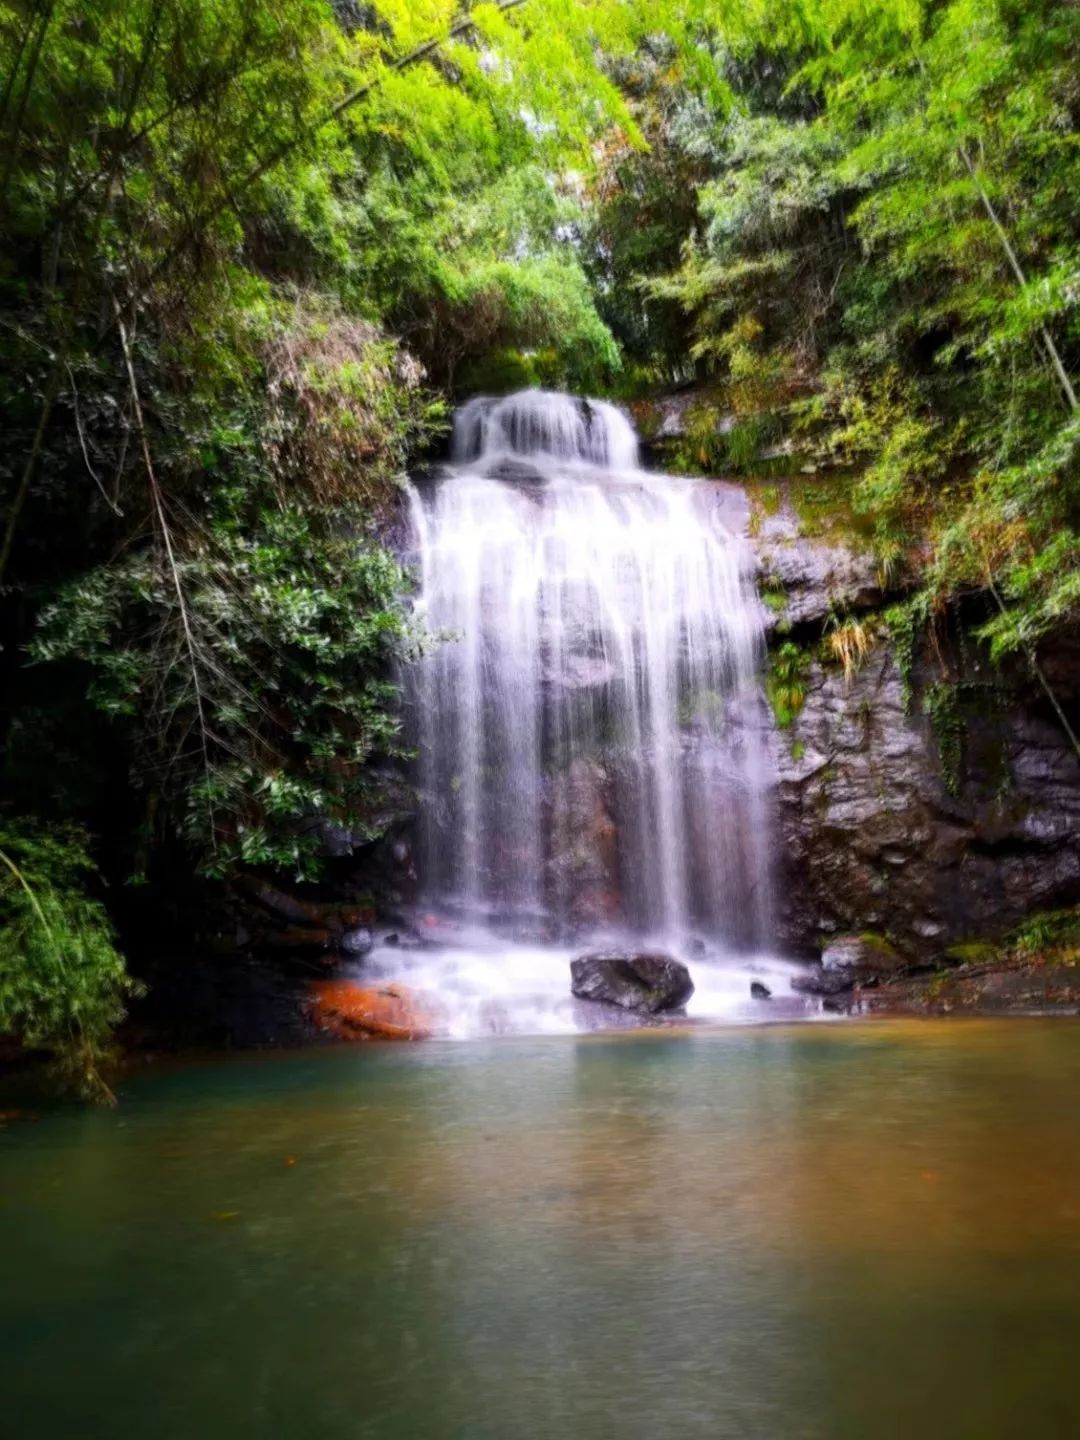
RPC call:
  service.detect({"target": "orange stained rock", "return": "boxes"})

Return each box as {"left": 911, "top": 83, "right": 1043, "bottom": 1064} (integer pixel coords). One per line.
{"left": 310, "top": 979, "right": 433, "bottom": 1041}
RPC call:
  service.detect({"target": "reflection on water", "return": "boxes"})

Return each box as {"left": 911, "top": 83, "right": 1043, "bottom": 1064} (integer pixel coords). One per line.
{"left": 3, "top": 1021, "right": 1080, "bottom": 1438}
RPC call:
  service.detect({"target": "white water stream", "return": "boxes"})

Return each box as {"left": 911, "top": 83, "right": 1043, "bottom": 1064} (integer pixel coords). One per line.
{"left": 365, "top": 390, "right": 805, "bottom": 1029}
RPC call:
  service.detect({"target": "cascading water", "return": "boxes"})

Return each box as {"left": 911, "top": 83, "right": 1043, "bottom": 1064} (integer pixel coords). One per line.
{"left": 367, "top": 390, "right": 801, "bottom": 1032}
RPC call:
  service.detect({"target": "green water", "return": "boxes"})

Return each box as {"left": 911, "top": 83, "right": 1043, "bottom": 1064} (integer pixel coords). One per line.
{"left": 4, "top": 1021, "right": 1080, "bottom": 1439}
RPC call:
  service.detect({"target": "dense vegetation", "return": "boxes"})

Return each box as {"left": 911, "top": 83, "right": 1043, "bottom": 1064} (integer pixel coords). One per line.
{"left": 1, "top": 0, "right": 1077, "bottom": 1086}
{"left": 630, "top": 0, "right": 1079, "bottom": 682}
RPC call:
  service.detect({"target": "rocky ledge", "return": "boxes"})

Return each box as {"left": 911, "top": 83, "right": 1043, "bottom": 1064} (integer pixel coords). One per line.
{"left": 749, "top": 486, "right": 1080, "bottom": 965}
{"left": 802, "top": 951, "right": 1080, "bottom": 1018}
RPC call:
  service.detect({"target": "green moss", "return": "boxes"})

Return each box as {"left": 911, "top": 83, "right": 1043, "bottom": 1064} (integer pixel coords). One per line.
{"left": 743, "top": 474, "right": 878, "bottom": 551}
{"left": 790, "top": 739, "right": 806, "bottom": 761}
{"left": 856, "top": 930, "right": 899, "bottom": 958}
{"left": 456, "top": 347, "right": 543, "bottom": 395}
{"left": 925, "top": 681, "right": 964, "bottom": 796}
{"left": 789, "top": 477, "right": 876, "bottom": 546}
{"left": 944, "top": 941, "right": 1000, "bottom": 966}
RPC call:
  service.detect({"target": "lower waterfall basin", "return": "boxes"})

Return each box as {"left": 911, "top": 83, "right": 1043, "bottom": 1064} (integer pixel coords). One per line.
{"left": 354, "top": 927, "right": 812, "bottom": 1036}
{"left": 5, "top": 1021, "right": 1080, "bottom": 1439}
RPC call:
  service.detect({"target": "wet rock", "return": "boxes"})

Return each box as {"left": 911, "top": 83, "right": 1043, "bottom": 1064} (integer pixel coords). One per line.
{"left": 545, "top": 652, "right": 617, "bottom": 692}
{"left": 632, "top": 388, "right": 734, "bottom": 444}
{"left": 235, "top": 876, "right": 381, "bottom": 952}
{"left": 309, "top": 980, "right": 432, "bottom": 1040}
{"left": 546, "top": 759, "right": 622, "bottom": 929}
{"left": 377, "top": 916, "right": 431, "bottom": 950}
{"left": 754, "top": 513, "right": 882, "bottom": 630}
{"left": 570, "top": 951, "right": 694, "bottom": 1014}
{"left": 339, "top": 926, "right": 374, "bottom": 958}
{"left": 767, "top": 630, "right": 1080, "bottom": 960}
{"left": 822, "top": 933, "right": 904, "bottom": 978}
{"left": 861, "top": 953, "right": 1080, "bottom": 1017}
{"left": 239, "top": 876, "right": 326, "bottom": 927}
{"left": 262, "top": 926, "right": 337, "bottom": 952}
{"left": 484, "top": 457, "right": 550, "bottom": 485}
{"left": 131, "top": 955, "right": 320, "bottom": 1049}
{"left": 750, "top": 980, "right": 772, "bottom": 1000}
{"left": 790, "top": 967, "right": 856, "bottom": 998}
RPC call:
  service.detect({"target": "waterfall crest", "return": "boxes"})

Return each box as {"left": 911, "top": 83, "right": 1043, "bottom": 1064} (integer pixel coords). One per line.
{"left": 407, "top": 389, "right": 773, "bottom": 953}
{"left": 452, "top": 389, "right": 639, "bottom": 470}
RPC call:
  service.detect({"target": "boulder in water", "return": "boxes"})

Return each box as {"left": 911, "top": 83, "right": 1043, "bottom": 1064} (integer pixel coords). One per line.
{"left": 570, "top": 952, "right": 694, "bottom": 1014}
{"left": 750, "top": 980, "right": 772, "bottom": 1000}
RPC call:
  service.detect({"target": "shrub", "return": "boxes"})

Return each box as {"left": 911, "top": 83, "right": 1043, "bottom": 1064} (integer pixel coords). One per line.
{"left": 0, "top": 822, "right": 140, "bottom": 1100}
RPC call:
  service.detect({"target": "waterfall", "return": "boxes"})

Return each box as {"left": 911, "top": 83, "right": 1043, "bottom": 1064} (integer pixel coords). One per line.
{"left": 451, "top": 390, "right": 640, "bottom": 471}
{"left": 405, "top": 389, "right": 774, "bottom": 955}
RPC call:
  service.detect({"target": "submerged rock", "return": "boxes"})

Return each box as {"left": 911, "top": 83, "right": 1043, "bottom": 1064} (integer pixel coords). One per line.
{"left": 570, "top": 952, "right": 694, "bottom": 1014}
{"left": 750, "top": 980, "right": 772, "bottom": 1000}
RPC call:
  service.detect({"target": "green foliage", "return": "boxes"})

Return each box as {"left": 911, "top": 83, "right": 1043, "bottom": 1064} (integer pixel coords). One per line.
{"left": 582, "top": 38, "right": 731, "bottom": 388}
{"left": 762, "top": 588, "right": 788, "bottom": 615}
{"left": 884, "top": 601, "right": 923, "bottom": 714}
{"left": 767, "top": 642, "right": 810, "bottom": 728}
{"left": 1011, "top": 905, "right": 1080, "bottom": 960}
{"left": 0, "top": 821, "right": 139, "bottom": 1098}
{"left": 34, "top": 491, "right": 418, "bottom": 881}
{"left": 20, "top": 305, "right": 436, "bottom": 881}
{"left": 2, "top": 0, "right": 710, "bottom": 589}
{"left": 628, "top": 0, "right": 1080, "bottom": 665}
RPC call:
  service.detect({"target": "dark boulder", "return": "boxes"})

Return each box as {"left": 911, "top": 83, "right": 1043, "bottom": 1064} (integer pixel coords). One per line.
{"left": 790, "top": 967, "right": 856, "bottom": 998}
{"left": 339, "top": 926, "right": 374, "bottom": 958}
{"left": 570, "top": 951, "right": 694, "bottom": 1014}
{"left": 750, "top": 980, "right": 772, "bottom": 1000}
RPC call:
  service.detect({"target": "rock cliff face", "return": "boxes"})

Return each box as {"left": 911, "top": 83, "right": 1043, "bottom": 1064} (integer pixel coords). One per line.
{"left": 769, "top": 640, "right": 1080, "bottom": 958}
{"left": 752, "top": 502, "right": 1080, "bottom": 960}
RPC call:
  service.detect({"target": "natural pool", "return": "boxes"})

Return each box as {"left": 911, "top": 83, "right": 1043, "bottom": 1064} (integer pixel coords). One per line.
{"left": 4, "top": 1020, "right": 1080, "bottom": 1439}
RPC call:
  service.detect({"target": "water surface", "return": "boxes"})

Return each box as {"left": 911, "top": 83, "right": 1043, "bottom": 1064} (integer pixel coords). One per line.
{"left": 4, "top": 1020, "right": 1080, "bottom": 1438}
